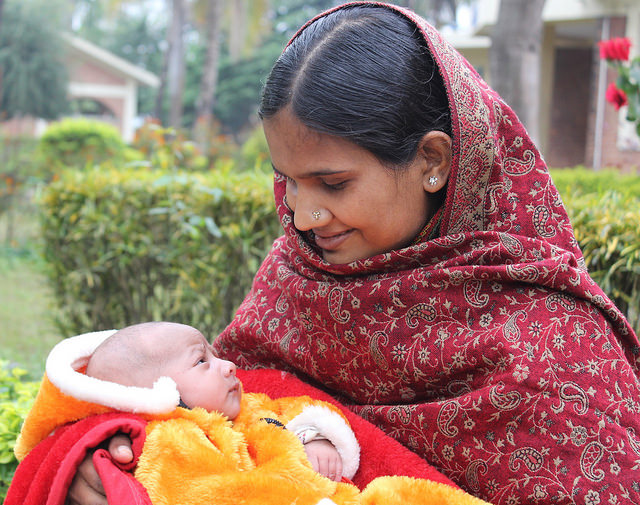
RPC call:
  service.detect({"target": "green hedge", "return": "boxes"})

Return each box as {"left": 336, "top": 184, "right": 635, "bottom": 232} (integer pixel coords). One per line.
{"left": 550, "top": 167, "right": 640, "bottom": 199}
{"left": 39, "top": 163, "right": 281, "bottom": 338}
{"left": 38, "top": 118, "right": 129, "bottom": 171}
{"left": 0, "top": 361, "right": 39, "bottom": 501}
{"left": 551, "top": 168, "right": 640, "bottom": 332}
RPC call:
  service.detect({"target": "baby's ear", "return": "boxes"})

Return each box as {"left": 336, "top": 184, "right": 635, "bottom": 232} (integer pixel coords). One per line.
{"left": 418, "top": 131, "right": 452, "bottom": 193}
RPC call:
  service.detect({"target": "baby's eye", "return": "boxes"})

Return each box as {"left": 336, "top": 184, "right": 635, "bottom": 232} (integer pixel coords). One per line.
{"left": 196, "top": 357, "right": 207, "bottom": 365}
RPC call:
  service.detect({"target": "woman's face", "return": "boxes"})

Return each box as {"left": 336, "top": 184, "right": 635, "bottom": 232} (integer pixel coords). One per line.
{"left": 263, "top": 109, "right": 446, "bottom": 264}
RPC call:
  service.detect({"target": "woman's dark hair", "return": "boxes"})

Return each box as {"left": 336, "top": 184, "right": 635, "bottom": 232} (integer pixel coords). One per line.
{"left": 259, "top": 4, "right": 452, "bottom": 166}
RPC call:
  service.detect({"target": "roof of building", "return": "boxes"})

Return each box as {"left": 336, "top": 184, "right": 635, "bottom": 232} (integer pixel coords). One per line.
{"left": 63, "top": 33, "right": 160, "bottom": 88}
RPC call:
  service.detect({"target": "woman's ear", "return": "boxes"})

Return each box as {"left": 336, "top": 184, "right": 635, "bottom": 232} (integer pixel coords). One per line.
{"left": 417, "top": 131, "right": 452, "bottom": 193}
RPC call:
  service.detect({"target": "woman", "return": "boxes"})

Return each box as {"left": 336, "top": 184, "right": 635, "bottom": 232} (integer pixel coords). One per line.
{"left": 214, "top": 3, "right": 640, "bottom": 503}
{"left": 67, "top": 3, "right": 640, "bottom": 504}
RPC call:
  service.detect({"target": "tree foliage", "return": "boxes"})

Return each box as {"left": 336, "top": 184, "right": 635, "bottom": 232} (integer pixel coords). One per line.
{"left": 0, "top": 0, "right": 69, "bottom": 120}
{"left": 65, "top": 0, "right": 477, "bottom": 136}
{"left": 213, "top": 0, "right": 335, "bottom": 135}
{"left": 0, "top": 0, "right": 485, "bottom": 135}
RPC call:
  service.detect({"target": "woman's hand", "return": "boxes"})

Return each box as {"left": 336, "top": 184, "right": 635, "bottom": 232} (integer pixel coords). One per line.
{"left": 66, "top": 434, "right": 133, "bottom": 505}
{"left": 304, "top": 439, "right": 343, "bottom": 482}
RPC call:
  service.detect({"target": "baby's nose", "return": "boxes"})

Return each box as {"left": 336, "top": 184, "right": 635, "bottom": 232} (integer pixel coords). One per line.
{"left": 221, "top": 360, "right": 236, "bottom": 377}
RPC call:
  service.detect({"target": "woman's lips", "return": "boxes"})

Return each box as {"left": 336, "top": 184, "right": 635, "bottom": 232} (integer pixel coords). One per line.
{"left": 313, "top": 230, "right": 353, "bottom": 251}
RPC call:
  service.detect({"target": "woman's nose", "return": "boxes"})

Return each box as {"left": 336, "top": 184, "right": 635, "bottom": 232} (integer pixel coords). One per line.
{"left": 294, "top": 206, "right": 330, "bottom": 231}
{"left": 290, "top": 192, "right": 328, "bottom": 231}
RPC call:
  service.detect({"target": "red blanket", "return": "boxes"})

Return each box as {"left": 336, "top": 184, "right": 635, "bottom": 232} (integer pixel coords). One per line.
{"left": 6, "top": 369, "right": 454, "bottom": 505}
{"left": 5, "top": 413, "right": 150, "bottom": 505}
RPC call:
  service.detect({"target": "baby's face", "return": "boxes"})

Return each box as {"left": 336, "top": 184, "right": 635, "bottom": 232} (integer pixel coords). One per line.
{"left": 152, "top": 324, "right": 242, "bottom": 418}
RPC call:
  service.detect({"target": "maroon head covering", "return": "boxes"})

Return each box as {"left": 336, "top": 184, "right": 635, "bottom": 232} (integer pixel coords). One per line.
{"left": 214, "top": 3, "right": 640, "bottom": 503}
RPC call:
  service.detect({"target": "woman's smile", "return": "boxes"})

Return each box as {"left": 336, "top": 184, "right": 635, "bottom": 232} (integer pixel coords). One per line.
{"left": 312, "top": 228, "right": 354, "bottom": 251}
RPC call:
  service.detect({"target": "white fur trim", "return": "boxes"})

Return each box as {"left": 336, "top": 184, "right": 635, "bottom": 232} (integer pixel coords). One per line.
{"left": 286, "top": 405, "right": 360, "bottom": 480}
{"left": 46, "top": 330, "right": 181, "bottom": 414}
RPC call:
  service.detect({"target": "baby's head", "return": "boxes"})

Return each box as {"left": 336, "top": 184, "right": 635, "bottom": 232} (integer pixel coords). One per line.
{"left": 86, "top": 322, "right": 242, "bottom": 419}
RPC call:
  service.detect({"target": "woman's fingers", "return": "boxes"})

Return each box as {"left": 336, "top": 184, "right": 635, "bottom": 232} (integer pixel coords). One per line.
{"left": 65, "top": 433, "right": 133, "bottom": 505}
{"left": 65, "top": 453, "right": 107, "bottom": 505}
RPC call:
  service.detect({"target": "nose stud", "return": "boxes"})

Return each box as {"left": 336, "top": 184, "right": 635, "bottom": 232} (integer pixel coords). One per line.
{"left": 312, "top": 210, "right": 321, "bottom": 220}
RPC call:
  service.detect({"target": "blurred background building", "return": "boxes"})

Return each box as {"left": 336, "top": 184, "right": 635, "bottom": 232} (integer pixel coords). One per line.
{"left": 448, "top": 0, "right": 640, "bottom": 170}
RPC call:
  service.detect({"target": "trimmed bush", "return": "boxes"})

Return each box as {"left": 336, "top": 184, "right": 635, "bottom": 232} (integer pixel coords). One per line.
{"left": 551, "top": 167, "right": 640, "bottom": 199}
{"left": 0, "top": 361, "right": 39, "bottom": 501}
{"left": 39, "top": 163, "right": 281, "bottom": 338}
{"left": 38, "top": 118, "right": 128, "bottom": 171}
{"left": 131, "top": 120, "right": 209, "bottom": 172}
{"left": 552, "top": 168, "right": 640, "bottom": 333}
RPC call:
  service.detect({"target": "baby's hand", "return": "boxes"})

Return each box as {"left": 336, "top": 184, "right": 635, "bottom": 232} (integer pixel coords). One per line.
{"left": 304, "top": 439, "right": 343, "bottom": 481}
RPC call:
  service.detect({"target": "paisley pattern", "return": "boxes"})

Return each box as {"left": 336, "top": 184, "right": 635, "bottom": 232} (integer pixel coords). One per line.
{"left": 214, "top": 3, "right": 640, "bottom": 504}
{"left": 509, "top": 447, "right": 544, "bottom": 473}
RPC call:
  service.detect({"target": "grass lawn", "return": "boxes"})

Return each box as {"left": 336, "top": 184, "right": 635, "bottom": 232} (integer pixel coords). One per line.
{"left": 0, "top": 191, "right": 63, "bottom": 379}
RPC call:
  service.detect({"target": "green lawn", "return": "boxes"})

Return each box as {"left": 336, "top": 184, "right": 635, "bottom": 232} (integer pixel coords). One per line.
{"left": 0, "top": 192, "right": 63, "bottom": 379}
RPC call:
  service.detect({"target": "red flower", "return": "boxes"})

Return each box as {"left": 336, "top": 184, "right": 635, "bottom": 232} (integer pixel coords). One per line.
{"left": 599, "top": 37, "right": 632, "bottom": 61}
{"left": 605, "top": 82, "right": 628, "bottom": 110}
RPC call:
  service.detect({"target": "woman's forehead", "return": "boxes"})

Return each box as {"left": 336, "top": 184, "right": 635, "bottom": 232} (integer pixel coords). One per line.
{"left": 264, "top": 111, "right": 375, "bottom": 175}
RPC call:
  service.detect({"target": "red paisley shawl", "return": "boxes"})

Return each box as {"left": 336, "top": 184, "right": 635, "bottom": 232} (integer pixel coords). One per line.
{"left": 214, "top": 3, "right": 640, "bottom": 503}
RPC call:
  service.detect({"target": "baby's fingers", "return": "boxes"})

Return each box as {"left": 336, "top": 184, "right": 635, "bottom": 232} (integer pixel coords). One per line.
{"left": 321, "top": 456, "right": 341, "bottom": 481}
{"left": 334, "top": 456, "right": 343, "bottom": 482}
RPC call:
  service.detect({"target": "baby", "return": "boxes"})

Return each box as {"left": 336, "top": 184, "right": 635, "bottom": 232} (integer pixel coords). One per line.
{"left": 9, "top": 322, "right": 493, "bottom": 505}
{"left": 85, "top": 321, "right": 355, "bottom": 482}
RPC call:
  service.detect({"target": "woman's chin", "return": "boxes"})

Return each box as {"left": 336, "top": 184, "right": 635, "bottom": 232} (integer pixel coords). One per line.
{"left": 322, "top": 248, "right": 369, "bottom": 265}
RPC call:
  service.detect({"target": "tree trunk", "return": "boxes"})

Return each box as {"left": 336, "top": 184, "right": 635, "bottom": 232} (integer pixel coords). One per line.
{"left": 228, "top": 0, "right": 246, "bottom": 62}
{"left": 0, "top": 0, "right": 5, "bottom": 101}
{"left": 193, "top": 0, "right": 223, "bottom": 144}
{"left": 154, "top": 41, "right": 169, "bottom": 123}
{"left": 167, "top": 0, "right": 187, "bottom": 129}
{"left": 489, "top": 0, "right": 546, "bottom": 143}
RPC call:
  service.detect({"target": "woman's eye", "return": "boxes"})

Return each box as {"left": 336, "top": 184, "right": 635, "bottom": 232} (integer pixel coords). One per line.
{"left": 323, "top": 180, "right": 347, "bottom": 190}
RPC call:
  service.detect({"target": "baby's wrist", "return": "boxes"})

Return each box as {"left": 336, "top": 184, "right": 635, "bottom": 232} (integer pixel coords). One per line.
{"left": 295, "top": 426, "right": 327, "bottom": 445}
